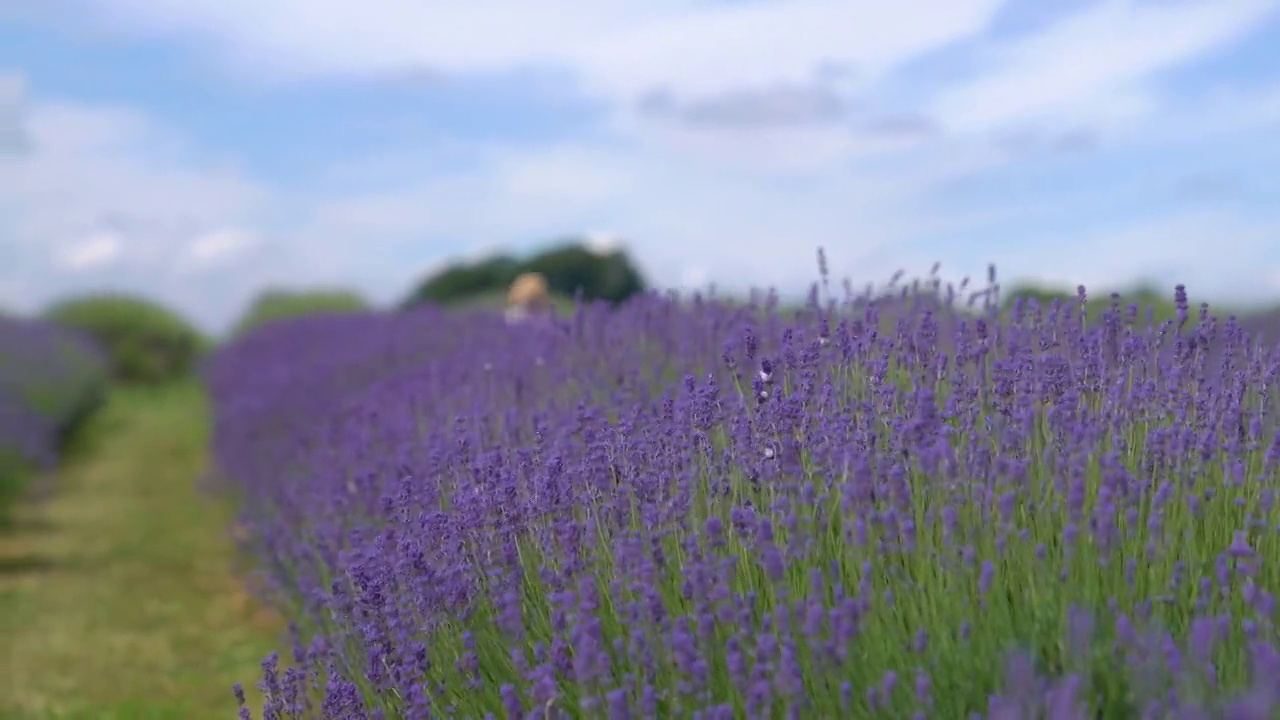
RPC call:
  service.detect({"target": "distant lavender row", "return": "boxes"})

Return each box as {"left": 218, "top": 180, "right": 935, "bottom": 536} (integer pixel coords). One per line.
{"left": 210, "top": 272, "right": 1280, "bottom": 719}
{"left": 0, "top": 315, "right": 108, "bottom": 470}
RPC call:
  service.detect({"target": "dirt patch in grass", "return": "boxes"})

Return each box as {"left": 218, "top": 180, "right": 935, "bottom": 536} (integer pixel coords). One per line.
{"left": 0, "top": 383, "right": 284, "bottom": 719}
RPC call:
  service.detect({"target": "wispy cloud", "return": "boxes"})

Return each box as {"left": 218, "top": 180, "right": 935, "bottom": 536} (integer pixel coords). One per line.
{"left": 178, "top": 227, "right": 258, "bottom": 271}
{"left": 52, "top": 231, "right": 122, "bottom": 271}
{"left": 637, "top": 83, "right": 851, "bottom": 130}
{"left": 930, "top": 0, "right": 1280, "bottom": 135}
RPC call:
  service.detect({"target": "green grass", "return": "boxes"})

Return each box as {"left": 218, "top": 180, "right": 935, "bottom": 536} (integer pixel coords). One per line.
{"left": 0, "top": 451, "right": 34, "bottom": 531}
{"left": 0, "top": 383, "right": 283, "bottom": 719}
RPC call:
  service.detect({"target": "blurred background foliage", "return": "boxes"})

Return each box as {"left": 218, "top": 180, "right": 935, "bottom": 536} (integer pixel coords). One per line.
{"left": 43, "top": 293, "right": 209, "bottom": 387}
{"left": 231, "top": 288, "right": 370, "bottom": 338}
{"left": 0, "top": 316, "right": 110, "bottom": 527}
{"left": 400, "top": 238, "right": 648, "bottom": 310}
{"left": 1000, "top": 280, "right": 1280, "bottom": 344}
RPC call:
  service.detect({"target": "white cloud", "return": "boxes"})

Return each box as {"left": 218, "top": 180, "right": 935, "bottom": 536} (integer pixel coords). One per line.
{"left": 0, "top": 76, "right": 271, "bottom": 327}
{"left": 6, "top": 0, "right": 1280, "bottom": 330}
{"left": 180, "top": 227, "right": 258, "bottom": 269}
{"left": 70, "top": 0, "right": 678, "bottom": 81}
{"left": 2, "top": 100, "right": 267, "bottom": 261}
{"left": 566, "top": 0, "right": 1004, "bottom": 104}
{"left": 584, "top": 231, "right": 623, "bottom": 255}
{"left": 931, "top": 0, "right": 1280, "bottom": 135}
{"left": 54, "top": 0, "right": 1010, "bottom": 184}
{"left": 66, "top": 0, "right": 1002, "bottom": 101}
{"left": 62, "top": 0, "right": 1278, "bottom": 143}
{"left": 52, "top": 231, "right": 122, "bottom": 271}
{"left": 65, "top": 0, "right": 1272, "bottom": 197}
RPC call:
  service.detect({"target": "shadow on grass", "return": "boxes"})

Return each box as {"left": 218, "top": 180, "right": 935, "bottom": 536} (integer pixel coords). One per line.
{"left": 0, "top": 552, "right": 59, "bottom": 576}
{"left": 0, "top": 514, "right": 57, "bottom": 536}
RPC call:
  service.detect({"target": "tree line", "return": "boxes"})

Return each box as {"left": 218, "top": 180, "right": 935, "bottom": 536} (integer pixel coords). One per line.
{"left": 400, "top": 240, "right": 647, "bottom": 309}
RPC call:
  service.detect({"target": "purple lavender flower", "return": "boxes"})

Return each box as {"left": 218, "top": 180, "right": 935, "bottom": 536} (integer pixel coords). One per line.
{"left": 209, "top": 269, "right": 1280, "bottom": 718}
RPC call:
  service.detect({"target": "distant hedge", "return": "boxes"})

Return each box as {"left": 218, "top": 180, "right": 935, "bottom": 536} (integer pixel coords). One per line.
{"left": 0, "top": 316, "right": 109, "bottom": 526}
{"left": 1002, "top": 281, "right": 1201, "bottom": 325}
{"left": 43, "top": 294, "right": 207, "bottom": 386}
{"left": 231, "top": 289, "right": 370, "bottom": 337}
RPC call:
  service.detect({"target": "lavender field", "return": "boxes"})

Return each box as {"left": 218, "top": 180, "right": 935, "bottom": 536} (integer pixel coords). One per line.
{"left": 207, "top": 268, "right": 1280, "bottom": 719}
{"left": 0, "top": 315, "right": 108, "bottom": 525}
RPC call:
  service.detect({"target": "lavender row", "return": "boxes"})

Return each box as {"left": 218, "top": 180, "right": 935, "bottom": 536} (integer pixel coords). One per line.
{"left": 209, "top": 272, "right": 1280, "bottom": 718}
{"left": 0, "top": 315, "right": 108, "bottom": 471}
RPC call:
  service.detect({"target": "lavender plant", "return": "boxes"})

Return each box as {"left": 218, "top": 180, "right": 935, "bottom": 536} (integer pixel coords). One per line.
{"left": 210, "top": 262, "right": 1280, "bottom": 719}
{"left": 0, "top": 315, "right": 108, "bottom": 523}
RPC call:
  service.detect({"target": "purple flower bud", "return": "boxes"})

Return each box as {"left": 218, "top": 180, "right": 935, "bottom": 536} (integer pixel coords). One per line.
{"left": 978, "top": 560, "right": 995, "bottom": 597}
{"left": 1229, "top": 530, "right": 1254, "bottom": 558}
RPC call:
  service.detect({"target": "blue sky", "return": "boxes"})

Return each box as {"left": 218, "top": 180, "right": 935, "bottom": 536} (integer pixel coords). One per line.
{"left": 2, "top": 0, "right": 1279, "bottom": 332}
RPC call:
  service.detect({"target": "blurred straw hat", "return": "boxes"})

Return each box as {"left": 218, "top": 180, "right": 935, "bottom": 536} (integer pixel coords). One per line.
{"left": 507, "top": 272, "right": 550, "bottom": 309}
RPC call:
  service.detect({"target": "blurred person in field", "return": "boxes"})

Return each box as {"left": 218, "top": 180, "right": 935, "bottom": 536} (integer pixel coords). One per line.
{"left": 505, "top": 272, "right": 554, "bottom": 326}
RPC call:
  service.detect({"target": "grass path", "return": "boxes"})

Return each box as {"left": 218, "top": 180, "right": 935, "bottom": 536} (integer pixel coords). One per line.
{"left": 0, "top": 383, "right": 283, "bottom": 719}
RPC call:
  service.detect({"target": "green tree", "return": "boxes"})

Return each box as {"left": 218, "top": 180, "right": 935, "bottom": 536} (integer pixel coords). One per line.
{"left": 400, "top": 241, "right": 648, "bottom": 309}
{"left": 402, "top": 255, "right": 521, "bottom": 308}
{"left": 522, "top": 242, "right": 646, "bottom": 304}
